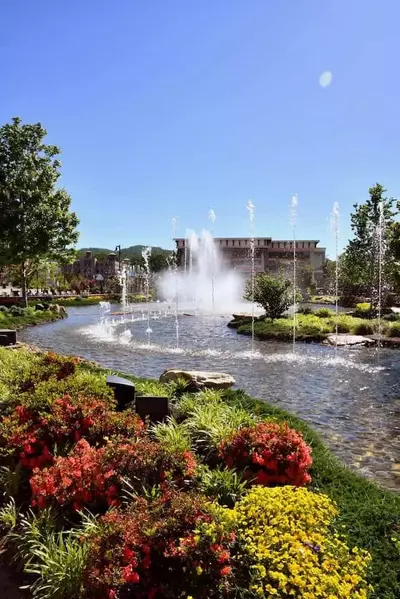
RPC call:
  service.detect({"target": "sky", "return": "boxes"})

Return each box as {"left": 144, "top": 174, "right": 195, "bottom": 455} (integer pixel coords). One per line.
{"left": 1, "top": 0, "right": 400, "bottom": 257}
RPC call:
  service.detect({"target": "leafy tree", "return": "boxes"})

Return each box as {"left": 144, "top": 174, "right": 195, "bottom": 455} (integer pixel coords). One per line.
{"left": 298, "top": 265, "right": 315, "bottom": 291}
{"left": 322, "top": 259, "right": 337, "bottom": 294}
{"left": 0, "top": 117, "right": 79, "bottom": 305}
{"left": 244, "top": 273, "right": 301, "bottom": 321}
{"left": 341, "top": 183, "right": 399, "bottom": 306}
{"left": 149, "top": 251, "right": 172, "bottom": 273}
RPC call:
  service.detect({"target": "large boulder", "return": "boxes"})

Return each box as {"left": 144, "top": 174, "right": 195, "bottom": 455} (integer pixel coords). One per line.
{"left": 324, "top": 334, "right": 375, "bottom": 347}
{"left": 159, "top": 369, "right": 235, "bottom": 391}
{"left": 49, "top": 304, "right": 68, "bottom": 318}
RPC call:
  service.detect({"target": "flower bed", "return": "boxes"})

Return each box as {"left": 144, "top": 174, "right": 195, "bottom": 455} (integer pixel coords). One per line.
{"left": 0, "top": 348, "right": 398, "bottom": 598}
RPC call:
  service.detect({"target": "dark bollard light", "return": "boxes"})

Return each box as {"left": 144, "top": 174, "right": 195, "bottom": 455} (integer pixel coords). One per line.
{"left": 106, "top": 375, "right": 136, "bottom": 411}
{"left": 0, "top": 329, "right": 17, "bottom": 347}
{"left": 135, "top": 396, "right": 169, "bottom": 424}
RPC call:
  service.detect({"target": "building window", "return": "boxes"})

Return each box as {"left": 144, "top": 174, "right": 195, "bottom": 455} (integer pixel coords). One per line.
{"left": 264, "top": 239, "right": 267, "bottom": 246}
{"left": 302, "top": 242, "right": 305, "bottom": 248}
{"left": 284, "top": 242, "right": 287, "bottom": 248}
{"left": 308, "top": 242, "right": 311, "bottom": 248}
{"left": 232, "top": 240, "right": 235, "bottom": 246}
{"left": 239, "top": 240, "right": 241, "bottom": 246}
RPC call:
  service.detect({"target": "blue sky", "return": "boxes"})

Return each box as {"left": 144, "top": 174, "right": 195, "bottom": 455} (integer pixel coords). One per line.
{"left": 1, "top": 0, "right": 400, "bottom": 257}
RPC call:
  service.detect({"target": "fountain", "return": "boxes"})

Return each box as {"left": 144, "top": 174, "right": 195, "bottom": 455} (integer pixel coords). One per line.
{"left": 376, "top": 200, "right": 385, "bottom": 352}
{"left": 172, "top": 217, "right": 180, "bottom": 349}
{"left": 246, "top": 200, "right": 256, "bottom": 355}
{"left": 290, "top": 194, "right": 298, "bottom": 352}
{"left": 208, "top": 209, "right": 217, "bottom": 344}
{"left": 331, "top": 202, "right": 340, "bottom": 347}
{"left": 158, "top": 230, "right": 245, "bottom": 314}
{"left": 142, "top": 246, "right": 153, "bottom": 345}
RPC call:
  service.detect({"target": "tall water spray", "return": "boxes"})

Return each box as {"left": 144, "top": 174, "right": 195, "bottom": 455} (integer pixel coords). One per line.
{"left": 142, "top": 246, "right": 152, "bottom": 345}
{"left": 208, "top": 209, "right": 217, "bottom": 343}
{"left": 290, "top": 194, "right": 298, "bottom": 352}
{"left": 172, "top": 217, "right": 180, "bottom": 349}
{"left": 377, "top": 201, "right": 385, "bottom": 351}
{"left": 247, "top": 199, "right": 256, "bottom": 355}
{"left": 331, "top": 202, "right": 340, "bottom": 346}
{"left": 119, "top": 263, "right": 128, "bottom": 314}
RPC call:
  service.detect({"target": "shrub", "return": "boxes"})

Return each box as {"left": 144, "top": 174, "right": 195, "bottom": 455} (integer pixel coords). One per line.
{"left": 198, "top": 465, "right": 248, "bottom": 507}
{"left": 0, "top": 306, "right": 9, "bottom": 314}
{"left": 314, "top": 307, "right": 335, "bottom": 318}
{"left": 84, "top": 490, "right": 236, "bottom": 599}
{"left": 387, "top": 322, "right": 400, "bottom": 337}
{"left": 218, "top": 422, "right": 312, "bottom": 486}
{"left": 234, "top": 486, "right": 371, "bottom": 599}
{"left": 0, "top": 395, "right": 144, "bottom": 469}
{"left": 353, "top": 321, "right": 374, "bottom": 335}
{"left": 335, "top": 316, "right": 351, "bottom": 333}
{"left": 183, "top": 401, "right": 257, "bottom": 461}
{"left": 244, "top": 273, "right": 301, "bottom": 321}
{"left": 30, "top": 438, "right": 197, "bottom": 511}
{"left": 296, "top": 306, "right": 312, "bottom": 315}
{"left": 9, "top": 305, "right": 25, "bottom": 316}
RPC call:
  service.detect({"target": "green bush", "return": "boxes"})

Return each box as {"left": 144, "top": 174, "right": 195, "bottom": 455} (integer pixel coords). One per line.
{"left": 0, "top": 306, "right": 9, "bottom": 314}
{"left": 9, "top": 305, "right": 25, "bottom": 317}
{"left": 297, "top": 306, "right": 313, "bottom": 315}
{"left": 197, "top": 465, "right": 248, "bottom": 507}
{"left": 387, "top": 322, "right": 400, "bottom": 337}
{"left": 352, "top": 321, "right": 374, "bottom": 335}
{"left": 314, "top": 307, "right": 335, "bottom": 318}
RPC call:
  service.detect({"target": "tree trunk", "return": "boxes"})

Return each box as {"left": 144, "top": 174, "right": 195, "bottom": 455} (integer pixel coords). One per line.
{"left": 21, "top": 262, "right": 28, "bottom": 308}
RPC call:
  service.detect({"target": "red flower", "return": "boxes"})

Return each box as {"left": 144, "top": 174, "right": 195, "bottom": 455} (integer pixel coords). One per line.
{"left": 122, "top": 565, "right": 140, "bottom": 584}
{"left": 220, "top": 566, "right": 232, "bottom": 576}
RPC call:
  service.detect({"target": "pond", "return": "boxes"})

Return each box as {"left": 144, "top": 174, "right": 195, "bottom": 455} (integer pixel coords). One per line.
{"left": 19, "top": 304, "right": 400, "bottom": 491}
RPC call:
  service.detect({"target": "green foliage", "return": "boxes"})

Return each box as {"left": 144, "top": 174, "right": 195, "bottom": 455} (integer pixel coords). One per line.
{"left": 235, "top": 313, "right": 385, "bottom": 341}
{"left": 151, "top": 417, "right": 192, "bottom": 453}
{"left": 0, "top": 117, "right": 79, "bottom": 305}
{"left": 340, "top": 183, "right": 400, "bottom": 302}
{"left": 197, "top": 465, "right": 248, "bottom": 507}
{"left": 386, "top": 322, "right": 400, "bottom": 337}
{"left": 177, "top": 394, "right": 257, "bottom": 460}
{"left": 244, "top": 273, "right": 301, "bottom": 321}
{"left": 314, "top": 307, "right": 335, "bottom": 318}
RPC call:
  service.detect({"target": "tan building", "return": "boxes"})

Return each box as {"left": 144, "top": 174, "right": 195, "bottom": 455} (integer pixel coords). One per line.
{"left": 175, "top": 237, "right": 326, "bottom": 286}
{"left": 61, "top": 251, "right": 120, "bottom": 280}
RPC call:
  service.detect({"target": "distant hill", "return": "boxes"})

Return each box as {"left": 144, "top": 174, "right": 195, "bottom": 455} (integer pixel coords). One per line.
{"left": 77, "top": 245, "right": 171, "bottom": 260}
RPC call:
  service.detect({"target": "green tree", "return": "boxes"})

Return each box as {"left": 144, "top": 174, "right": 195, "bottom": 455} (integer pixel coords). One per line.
{"left": 341, "top": 183, "right": 399, "bottom": 306}
{"left": 244, "top": 273, "right": 301, "bottom": 321}
{"left": 0, "top": 117, "right": 79, "bottom": 305}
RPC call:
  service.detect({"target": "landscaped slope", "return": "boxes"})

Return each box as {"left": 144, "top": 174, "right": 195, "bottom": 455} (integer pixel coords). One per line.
{"left": 0, "top": 348, "right": 398, "bottom": 598}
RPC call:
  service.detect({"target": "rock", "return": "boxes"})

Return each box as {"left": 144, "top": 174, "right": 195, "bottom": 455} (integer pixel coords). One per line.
{"left": 159, "top": 369, "right": 235, "bottom": 390}
{"left": 35, "top": 303, "right": 45, "bottom": 311}
{"left": 325, "top": 334, "right": 376, "bottom": 347}
{"left": 49, "top": 304, "right": 68, "bottom": 318}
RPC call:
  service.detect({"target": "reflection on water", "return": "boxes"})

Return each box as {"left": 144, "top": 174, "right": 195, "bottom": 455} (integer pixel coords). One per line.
{"left": 19, "top": 304, "right": 400, "bottom": 491}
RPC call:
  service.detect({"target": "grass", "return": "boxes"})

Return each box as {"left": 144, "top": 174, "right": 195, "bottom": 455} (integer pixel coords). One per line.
{"left": 235, "top": 312, "right": 399, "bottom": 342}
{"left": 0, "top": 308, "right": 62, "bottom": 331}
